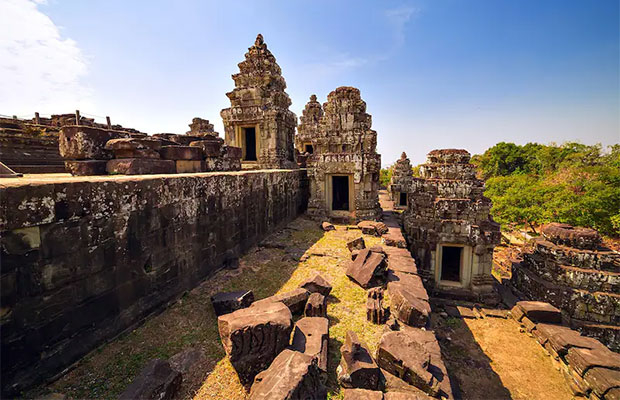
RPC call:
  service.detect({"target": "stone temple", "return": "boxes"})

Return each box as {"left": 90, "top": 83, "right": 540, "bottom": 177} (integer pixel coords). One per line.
{"left": 402, "top": 149, "right": 501, "bottom": 301}
{"left": 220, "top": 34, "right": 297, "bottom": 169}
{"left": 306, "top": 87, "right": 382, "bottom": 222}
{"left": 2, "top": 32, "right": 619, "bottom": 400}
{"left": 388, "top": 151, "right": 414, "bottom": 209}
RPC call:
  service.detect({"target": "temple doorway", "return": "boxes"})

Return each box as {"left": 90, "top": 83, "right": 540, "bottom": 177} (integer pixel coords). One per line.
{"left": 331, "top": 175, "right": 350, "bottom": 211}
{"left": 399, "top": 192, "right": 407, "bottom": 207}
{"left": 243, "top": 127, "right": 257, "bottom": 161}
{"left": 441, "top": 246, "right": 462, "bottom": 282}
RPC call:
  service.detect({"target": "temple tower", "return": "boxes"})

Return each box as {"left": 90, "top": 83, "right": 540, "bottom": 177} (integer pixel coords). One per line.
{"left": 388, "top": 152, "right": 413, "bottom": 209}
{"left": 307, "top": 87, "right": 381, "bottom": 222}
{"left": 295, "top": 94, "right": 323, "bottom": 156}
{"left": 403, "top": 149, "right": 501, "bottom": 301}
{"left": 220, "top": 34, "right": 297, "bottom": 169}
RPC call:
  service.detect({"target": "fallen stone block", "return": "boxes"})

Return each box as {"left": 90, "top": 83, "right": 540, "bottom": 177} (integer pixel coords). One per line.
{"left": 386, "top": 271, "right": 427, "bottom": 301}
{"left": 542, "top": 222, "right": 602, "bottom": 250}
{"left": 169, "top": 347, "right": 206, "bottom": 374}
{"left": 291, "top": 317, "right": 329, "bottom": 374}
{"left": 59, "top": 125, "right": 127, "bottom": 160}
{"left": 343, "top": 389, "right": 383, "bottom": 400}
{"left": 305, "top": 293, "right": 327, "bottom": 317}
{"left": 118, "top": 359, "right": 182, "bottom": 400}
{"left": 321, "top": 222, "right": 335, "bottom": 231}
{"left": 520, "top": 316, "right": 536, "bottom": 334}
{"left": 352, "top": 250, "right": 360, "bottom": 261}
{"left": 544, "top": 327, "right": 604, "bottom": 356}
{"left": 377, "top": 329, "right": 448, "bottom": 398}
{"left": 106, "top": 159, "right": 175, "bottom": 175}
{"left": 382, "top": 232, "right": 406, "bottom": 248}
{"left": 385, "top": 392, "right": 433, "bottom": 400}
{"left": 532, "top": 323, "right": 573, "bottom": 346}
{"left": 190, "top": 140, "right": 222, "bottom": 157}
{"left": 337, "top": 331, "right": 382, "bottom": 390}
{"left": 479, "top": 308, "right": 508, "bottom": 319}
{"left": 347, "top": 249, "right": 387, "bottom": 289}
{"left": 210, "top": 290, "right": 254, "bottom": 316}
{"left": 249, "top": 349, "right": 326, "bottom": 400}
{"left": 251, "top": 288, "right": 310, "bottom": 316}
{"left": 222, "top": 145, "right": 242, "bottom": 159}
{"left": 358, "top": 221, "right": 388, "bottom": 236}
{"left": 347, "top": 236, "right": 366, "bottom": 251}
{"left": 566, "top": 346, "right": 620, "bottom": 377}
{"left": 583, "top": 367, "right": 620, "bottom": 399}
{"left": 175, "top": 160, "right": 204, "bottom": 173}
{"left": 387, "top": 282, "right": 430, "bottom": 328}
{"left": 153, "top": 133, "right": 206, "bottom": 146}
{"left": 218, "top": 301, "right": 293, "bottom": 385}
{"left": 514, "top": 301, "right": 562, "bottom": 324}
{"left": 64, "top": 160, "right": 108, "bottom": 176}
{"left": 112, "top": 148, "right": 161, "bottom": 159}
{"left": 105, "top": 137, "right": 167, "bottom": 152}
{"left": 367, "top": 288, "right": 388, "bottom": 324}
{"left": 160, "top": 145, "right": 203, "bottom": 160}
{"left": 300, "top": 274, "right": 332, "bottom": 296}
{"left": 387, "top": 255, "right": 418, "bottom": 275}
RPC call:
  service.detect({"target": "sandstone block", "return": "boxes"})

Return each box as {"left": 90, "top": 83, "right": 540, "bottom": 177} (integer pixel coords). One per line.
{"left": 64, "top": 160, "right": 107, "bottom": 176}
{"left": 387, "top": 282, "right": 430, "bottom": 328}
{"left": 321, "top": 222, "right": 335, "bottom": 232}
{"left": 367, "top": 288, "right": 388, "bottom": 324}
{"left": 542, "top": 223, "right": 602, "bottom": 250}
{"left": 358, "top": 221, "right": 389, "bottom": 236}
{"left": 251, "top": 288, "right": 310, "bottom": 315}
{"left": 566, "top": 346, "right": 620, "bottom": 377}
{"left": 515, "top": 301, "right": 562, "bottom": 324}
{"left": 106, "top": 159, "right": 175, "bottom": 175}
{"left": 217, "top": 301, "right": 293, "bottom": 384}
{"left": 347, "top": 249, "right": 387, "bottom": 289}
{"left": 343, "top": 389, "right": 383, "bottom": 400}
{"left": 376, "top": 330, "right": 439, "bottom": 397}
{"left": 300, "top": 274, "right": 332, "bottom": 296}
{"left": 291, "top": 317, "right": 329, "bottom": 374}
{"left": 222, "top": 145, "right": 242, "bottom": 159}
{"left": 382, "top": 232, "right": 406, "bottom": 248}
{"left": 583, "top": 367, "right": 620, "bottom": 398}
{"left": 337, "top": 331, "right": 382, "bottom": 390}
{"left": 59, "top": 125, "right": 127, "bottom": 160}
{"left": 105, "top": 137, "right": 167, "bottom": 152}
{"left": 112, "top": 148, "right": 161, "bottom": 159}
{"left": 160, "top": 146, "right": 203, "bottom": 160}
{"left": 387, "top": 256, "right": 418, "bottom": 275}
{"left": 347, "top": 236, "right": 366, "bottom": 251}
{"left": 175, "top": 160, "right": 204, "bottom": 173}
{"left": 305, "top": 293, "right": 327, "bottom": 317}
{"left": 210, "top": 290, "right": 254, "bottom": 316}
{"left": 118, "top": 359, "right": 182, "bottom": 400}
{"left": 190, "top": 140, "right": 222, "bottom": 157}
{"left": 249, "top": 349, "right": 326, "bottom": 400}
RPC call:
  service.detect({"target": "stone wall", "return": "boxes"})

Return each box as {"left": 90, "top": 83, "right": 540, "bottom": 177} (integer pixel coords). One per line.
{"left": 510, "top": 223, "right": 620, "bottom": 351}
{"left": 0, "top": 169, "right": 308, "bottom": 395}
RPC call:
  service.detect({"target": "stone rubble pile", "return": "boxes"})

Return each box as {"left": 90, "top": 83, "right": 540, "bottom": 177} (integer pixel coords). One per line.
{"left": 510, "top": 223, "right": 620, "bottom": 351}
{"left": 59, "top": 123, "right": 241, "bottom": 176}
{"left": 511, "top": 300, "right": 620, "bottom": 399}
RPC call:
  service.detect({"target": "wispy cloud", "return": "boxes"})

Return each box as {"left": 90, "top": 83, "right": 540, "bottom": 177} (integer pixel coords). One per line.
{"left": 385, "top": 5, "right": 418, "bottom": 48}
{"left": 0, "top": 0, "right": 92, "bottom": 116}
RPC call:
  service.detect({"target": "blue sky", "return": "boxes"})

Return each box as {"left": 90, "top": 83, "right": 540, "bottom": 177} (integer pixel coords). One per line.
{"left": 1, "top": 0, "right": 618, "bottom": 165}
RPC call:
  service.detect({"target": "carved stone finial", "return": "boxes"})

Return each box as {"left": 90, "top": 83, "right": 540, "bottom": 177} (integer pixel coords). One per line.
{"left": 255, "top": 33, "right": 264, "bottom": 46}
{"left": 401, "top": 152, "right": 407, "bottom": 159}
{"left": 310, "top": 94, "right": 317, "bottom": 102}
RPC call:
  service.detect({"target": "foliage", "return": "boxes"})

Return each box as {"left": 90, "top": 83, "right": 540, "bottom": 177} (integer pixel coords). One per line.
{"left": 475, "top": 142, "right": 620, "bottom": 237}
{"left": 379, "top": 165, "right": 393, "bottom": 188}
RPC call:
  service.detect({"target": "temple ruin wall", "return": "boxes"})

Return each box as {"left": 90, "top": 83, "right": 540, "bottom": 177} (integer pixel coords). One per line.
{"left": 0, "top": 169, "right": 308, "bottom": 393}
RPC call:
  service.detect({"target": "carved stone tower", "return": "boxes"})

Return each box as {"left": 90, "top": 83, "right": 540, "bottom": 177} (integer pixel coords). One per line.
{"left": 307, "top": 87, "right": 381, "bottom": 222}
{"left": 220, "top": 34, "right": 297, "bottom": 169}
{"left": 295, "top": 94, "right": 323, "bottom": 156}
{"left": 388, "top": 152, "right": 413, "bottom": 209}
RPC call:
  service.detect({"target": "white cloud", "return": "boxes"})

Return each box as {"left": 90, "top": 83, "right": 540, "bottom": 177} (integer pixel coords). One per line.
{"left": 0, "top": 0, "right": 92, "bottom": 117}
{"left": 385, "top": 5, "right": 418, "bottom": 49}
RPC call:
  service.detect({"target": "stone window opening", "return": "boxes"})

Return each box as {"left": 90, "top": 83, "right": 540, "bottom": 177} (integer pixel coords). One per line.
{"left": 441, "top": 246, "right": 462, "bottom": 283}
{"left": 399, "top": 192, "right": 407, "bottom": 207}
{"left": 331, "top": 175, "right": 350, "bottom": 211}
{"left": 304, "top": 143, "right": 314, "bottom": 154}
{"left": 242, "top": 127, "right": 257, "bottom": 161}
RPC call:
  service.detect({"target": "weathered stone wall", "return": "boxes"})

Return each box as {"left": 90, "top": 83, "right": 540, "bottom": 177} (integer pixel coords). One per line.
{"left": 510, "top": 223, "right": 620, "bottom": 351}
{"left": 0, "top": 169, "right": 308, "bottom": 395}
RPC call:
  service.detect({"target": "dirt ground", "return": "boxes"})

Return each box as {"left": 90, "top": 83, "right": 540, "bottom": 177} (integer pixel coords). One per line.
{"left": 433, "top": 314, "right": 573, "bottom": 400}
{"left": 31, "top": 214, "right": 574, "bottom": 400}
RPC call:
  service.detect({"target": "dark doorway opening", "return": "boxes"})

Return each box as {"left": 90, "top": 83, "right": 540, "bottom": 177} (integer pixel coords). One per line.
{"left": 441, "top": 246, "right": 462, "bottom": 282}
{"left": 243, "top": 127, "right": 257, "bottom": 161}
{"left": 399, "top": 192, "right": 407, "bottom": 206}
{"left": 332, "top": 176, "right": 349, "bottom": 211}
{"left": 305, "top": 144, "right": 314, "bottom": 154}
